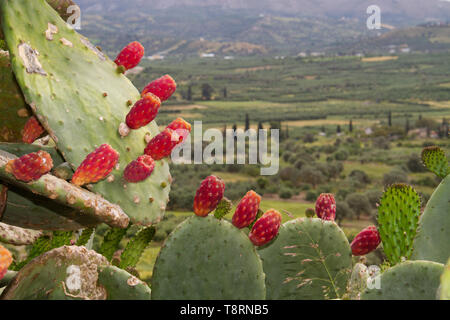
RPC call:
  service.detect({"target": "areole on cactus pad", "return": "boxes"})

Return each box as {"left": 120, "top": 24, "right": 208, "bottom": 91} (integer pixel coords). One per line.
{"left": 0, "top": 0, "right": 171, "bottom": 226}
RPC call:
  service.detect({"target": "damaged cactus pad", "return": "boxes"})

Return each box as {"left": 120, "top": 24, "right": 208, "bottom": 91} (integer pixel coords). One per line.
{"left": 0, "top": 0, "right": 171, "bottom": 226}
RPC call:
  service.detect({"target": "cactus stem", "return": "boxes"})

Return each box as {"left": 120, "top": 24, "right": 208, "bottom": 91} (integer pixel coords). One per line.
{"left": 0, "top": 151, "right": 129, "bottom": 228}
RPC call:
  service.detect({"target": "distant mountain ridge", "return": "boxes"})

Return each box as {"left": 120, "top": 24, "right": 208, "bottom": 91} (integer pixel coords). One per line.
{"left": 74, "top": 0, "right": 450, "bottom": 56}
{"left": 77, "top": 0, "right": 450, "bottom": 23}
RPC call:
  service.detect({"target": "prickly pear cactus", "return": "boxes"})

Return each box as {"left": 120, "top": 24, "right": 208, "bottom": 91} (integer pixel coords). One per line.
{"left": 361, "top": 260, "right": 444, "bottom": 300}
{"left": 0, "top": 222, "right": 42, "bottom": 245}
{"left": 0, "top": 0, "right": 171, "bottom": 225}
{"left": 151, "top": 215, "right": 266, "bottom": 300}
{"left": 412, "top": 175, "right": 450, "bottom": 264}
{"left": 377, "top": 184, "right": 421, "bottom": 265}
{"left": 97, "top": 265, "right": 151, "bottom": 300}
{"left": 257, "top": 218, "right": 352, "bottom": 300}
{"left": 0, "top": 51, "right": 29, "bottom": 142}
{"left": 421, "top": 146, "right": 449, "bottom": 179}
{"left": 0, "top": 246, "right": 108, "bottom": 300}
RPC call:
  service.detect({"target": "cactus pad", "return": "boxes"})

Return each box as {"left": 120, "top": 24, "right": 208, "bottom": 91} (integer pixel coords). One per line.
{"left": 97, "top": 265, "right": 151, "bottom": 300}
{"left": 412, "top": 175, "right": 450, "bottom": 264}
{"left": 0, "top": 0, "right": 171, "bottom": 225}
{"left": 1, "top": 246, "right": 108, "bottom": 300}
{"left": 0, "top": 51, "right": 29, "bottom": 142}
{"left": 0, "top": 222, "right": 42, "bottom": 245}
{"left": 151, "top": 215, "right": 266, "bottom": 300}
{"left": 361, "top": 260, "right": 444, "bottom": 300}
{"left": 377, "top": 184, "right": 421, "bottom": 265}
{"left": 421, "top": 146, "right": 449, "bottom": 179}
{"left": 257, "top": 218, "right": 352, "bottom": 300}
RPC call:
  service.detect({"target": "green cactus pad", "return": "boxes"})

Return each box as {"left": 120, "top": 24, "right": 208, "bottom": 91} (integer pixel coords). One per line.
{"left": 361, "top": 260, "right": 444, "bottom": 300}
{"left": 151, "top": 215, "right": 266, "bottom": 300}
{"left": 422, "top": 146, "right": 449, "bottom": 179}
{"left": 0, "top": 222, "right": 42, "bottom": 245}
{"left": 377, "top": 184, "right": 421, "bottom": 265}
{"left": 97, "top": 265, "right": 151, "bottom": 300}
{"left": 0, "top": 0, "right": 171, "bottom": 225}
{"left": 1, "top": 246, "right": 108, "bottom": 300}
{"left": 0, "top": 51, "right": 29, "bottom": 142}
{"left": 412, "top": 175, "right": 450, "bottom": 264}
{"left": 440, "top": 259, "right": 450, "bottom": 300}
{"left": 258, "top": 218, "right": 352, "bottom": 300}
{"left": 2, "top": 184, "right": 100, "bottom": 230}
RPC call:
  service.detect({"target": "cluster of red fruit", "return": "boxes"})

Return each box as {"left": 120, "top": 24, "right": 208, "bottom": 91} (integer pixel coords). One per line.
{"left": 11, "top": 41, "right": 191, "bottom": 187}
{"left": 313, "top": 193, "right": 381, "bottom": 256}
{"left": 193, "top": 175, "right": 282, "bottom": 247}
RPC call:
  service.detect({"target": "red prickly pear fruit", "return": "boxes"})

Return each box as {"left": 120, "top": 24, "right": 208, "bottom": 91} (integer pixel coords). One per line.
{"left": 350, "top": 226, "right": 381, "bottom": 256}
{"left": 114, "top": 41, "right": 144, "bottom": 70}
{"left": 123, "top": 155, "right": 155, "bottom": 183}
{"left": 5, "top": 150, "right": 53, "bottom": 182}
{"left": 166, "top": 117, "right": 191, "bottom": 143}
{"left": 0, "top": 245, "right": 12, "bottom": 281}
{"left": 22, "top": 116, "right": 45, "bottom": 144}
{"left": 144, "top": 128, "right": 181, "bottom": 160}
{"left": 71, "top": 144, "right": 119, "bottom": 186}
{"left": 193, "top": 175, "right": 225, "bottom": 217}
{"left": 125, "top": 93, "right": 161, "bottom": 130}
{"left": 315, "top": 193, "right": 336, "bottom": 221}
{"left": 142, "top": 75, "right": 177, "bottom": 101}
{"left": 249, "top": 209, "right": 282, "bottom": 247}
{"left": 232, "top": 190, "right": 261, "bottom": 229}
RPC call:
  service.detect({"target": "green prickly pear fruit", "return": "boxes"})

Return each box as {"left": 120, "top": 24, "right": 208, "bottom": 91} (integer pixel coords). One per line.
{"left": 305, "top": 207, "right": 315, "bottom": 218}
{"left": 213, "top": 197, "right": 232, "bottom": 219}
